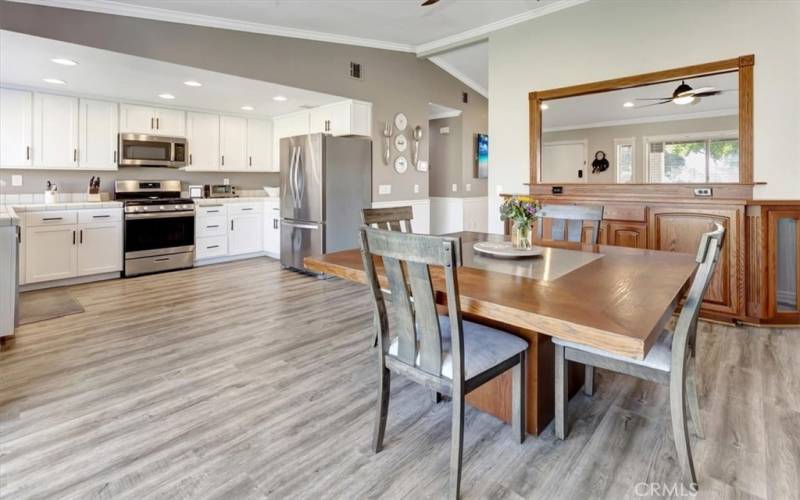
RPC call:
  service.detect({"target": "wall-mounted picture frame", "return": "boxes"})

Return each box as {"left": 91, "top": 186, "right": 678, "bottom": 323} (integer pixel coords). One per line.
{"left": 475, "top": 133, "right": 489, "bottom": 179}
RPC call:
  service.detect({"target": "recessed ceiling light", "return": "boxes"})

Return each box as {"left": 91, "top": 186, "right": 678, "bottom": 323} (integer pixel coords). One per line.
{"left": 42, "top": 78, "right": 66, "bottom": 85}
{"left": 272, "top": 95, "right": 288, "bottom": 102}
{"left": 158, "top": 93, "right": 176, "bottom": 100}
{"left": 539, "top": 103, "right": 549, "bottom": 110}
{"left": 184, "top": 80, "right": 203, "bottom": 87}
{"left": 51, "top": 58, "right": 78, "bottom": 66}
{"left": 623, "top": 101, "right": 635, "bottom": 108}
{"left": 241, "top": 105, "right": 255, "bottom": 111}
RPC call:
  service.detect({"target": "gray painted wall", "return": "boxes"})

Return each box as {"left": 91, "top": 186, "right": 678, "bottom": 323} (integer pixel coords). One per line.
{"left": 0, "top": 2, "right": 488, "bottom": 202}
{"left": 429, "top": 117, "right": 462, "bottom": 197}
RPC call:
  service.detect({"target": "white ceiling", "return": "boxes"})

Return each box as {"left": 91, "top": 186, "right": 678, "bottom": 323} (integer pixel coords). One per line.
{"left": 10, "top": 0, "right": 588, "bottom": 97}
{"left": 542, "top": 72, "right": 739, "bottom": 131}
{"left": 430, "top": 42, "right": 489, "bottom": 97}
{"left": 0, "top": 30, "right": 344, "bottom": 117}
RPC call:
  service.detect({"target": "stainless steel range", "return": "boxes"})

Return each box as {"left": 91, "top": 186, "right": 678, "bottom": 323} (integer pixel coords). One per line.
{"left": 115, "top": 180, "right": 195, "bottom": 277}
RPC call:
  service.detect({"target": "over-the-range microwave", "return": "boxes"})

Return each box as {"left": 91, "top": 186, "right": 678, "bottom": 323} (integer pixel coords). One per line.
{"left": 118, "top": 133, "right": 187, "bottom": 168}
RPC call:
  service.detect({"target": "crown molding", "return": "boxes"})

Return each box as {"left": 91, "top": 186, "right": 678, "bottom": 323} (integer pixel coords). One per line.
{"left": 415, "top": 0, "right": 591, "bottom": 57}
{"left": 9, "top": 0, "right": 587, "bottom": 57}
{"left": 7, "top": 0, "right": 417, "bottom": 52}
{"left": 428, "top": 55, "right": 488, "bottom": 99}
{"left": 542, "top": 108, "right": 739, "bottom": 133}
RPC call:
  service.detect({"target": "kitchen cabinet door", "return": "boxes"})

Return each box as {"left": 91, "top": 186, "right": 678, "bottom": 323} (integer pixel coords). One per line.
{"left": 78, "top": 222, "right": 123, "bottom": 275}
{"left": 247, "top": 118, "right": 273, "bottom": 171}
{"left": 228, "top": 213, "right": 262, "bottom": 255}
{"left": 606, "top": 221, "right": 648, "bottom": 249}
{"left": 186, "top": 112, "right": 220, "bottom": 171}
{"left": 263, "top": 202, "right": 280, "bottom": 258}
{"left": 154, "top": 107, "right": 186, "bottom": 136}
{"left": 120, "top": 104, "right": 155, "bottom": 134}
{"left": 33, "top": 93, "right": 79, "bottom": 168}
{"left": 0, "top": 88, "right": 33, "bottom": 168}
{"left": 79, "top": 99, "right": 118, "bottom": 170}
{"left": 220, "top": 116, "right": 248, "bottom": 171}
{"left": 25, "top": 225, "right": 78, "bottom": 283}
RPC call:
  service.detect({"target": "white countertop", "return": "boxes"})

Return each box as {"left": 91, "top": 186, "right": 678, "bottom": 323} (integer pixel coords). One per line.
{"left": 194, "top": 197, "right": 279, "bottom": 205}
{"left": 0, "top": 205, "right": 20, "bottom": 226}
{"left": 10, "top": 201, "right": 123, "bottom": 212}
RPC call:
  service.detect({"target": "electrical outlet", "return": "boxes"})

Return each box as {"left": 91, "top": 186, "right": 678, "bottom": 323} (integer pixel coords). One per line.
{"left": 465, "top": 183, "right": 471, "bottom": 192}
{"left": 223, "top": 178, "right": 230, "bottom": 186}
{"left": 693, "top": 187, "right": 713, "bottom": 197}
{"left": 413, "top": 184, "right": 419, "bottom": 194}
{"left": 440, "top": 127, "right": 450, "bottom": 135}
{"left": 451, "top": 184, "right": 458, "bottom": 192}
{"left": 378, "top": 184, "right": 391, "bottom": 195}
{"left": 11, "top": 175, "right": 23, "bottom": 187}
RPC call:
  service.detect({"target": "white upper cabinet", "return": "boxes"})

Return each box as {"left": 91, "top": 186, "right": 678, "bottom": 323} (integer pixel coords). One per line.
{"left": 155, "top": 107, "right": 186, "bottom": 136}
{"left": 79, "top": 99, "right": 118, "bottom": 170}
{"left": 120, "top": 104, "right": 185, "bottom": 136}
{"left": 0, "top": 88, "right": 33, "bottom": 168}
{"left": 247, "top": 118, "right": 273, "bottom": 171}
{"left": 186, "top": 112, "right": 220, "bottom": 171}
{"left": 33, "top": 93, "right": 79, "bottom": 169}
{"left": 220, "top": 115, "right": 248, "bottom": 171}
{"left": 309, "top": 100, "right": 372, "bottom": 137}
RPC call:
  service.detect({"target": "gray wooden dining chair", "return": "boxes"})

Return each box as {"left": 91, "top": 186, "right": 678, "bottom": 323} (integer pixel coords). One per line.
{"left": 553, "top": 223, "right": 725, "bottom": 488}
{"left": 535, "top": 204, "right": 604, "bottom": 244}
{"left": 359, "top": 227, "right": 528, "bottom": 500}
{"left": 362, "top": 206, "right": 414, "bottom": 233}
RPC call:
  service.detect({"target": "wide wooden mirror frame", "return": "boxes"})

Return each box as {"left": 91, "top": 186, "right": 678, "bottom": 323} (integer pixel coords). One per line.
{"left": 529, "top": 55, "right": 754, "bottom": 186}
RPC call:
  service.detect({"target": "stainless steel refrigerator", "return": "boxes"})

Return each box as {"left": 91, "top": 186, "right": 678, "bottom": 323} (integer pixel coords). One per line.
{"left": 280, "top": 133, "right": 372, "bottom": 273}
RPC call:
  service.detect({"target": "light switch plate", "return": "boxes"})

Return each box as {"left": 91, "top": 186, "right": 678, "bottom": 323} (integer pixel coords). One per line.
{"left": 466, "top": 183, "right": 471, "bottom": 192}
{"left": 440, "top": 127, "right": 450, "bottom": 135}
{"left": 223, "top": 178, "right": 230, "bottom": 186}
{"left": 451, "top": 184, "right": 458, "bottom": 192}
{"left": 11, "top": 175, "right": 23, "bottom": 187}
{"left": 413, "top": 184, "right": 419, "bottom": 194}
{"left": 379, "top": 184, "right": 391, "bottom": 195}
{"left": 416, "top": 160, "right": 428, "bottom": 172}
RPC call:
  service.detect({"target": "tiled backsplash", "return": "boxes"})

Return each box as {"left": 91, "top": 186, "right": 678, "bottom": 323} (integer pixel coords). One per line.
{"left": 0, "top": 189, "right": 270, "bottom": 206}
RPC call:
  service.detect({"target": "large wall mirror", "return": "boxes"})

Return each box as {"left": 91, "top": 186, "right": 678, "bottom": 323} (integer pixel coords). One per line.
{"left": 529, "top": 55, "right": 753, "bottom": 186}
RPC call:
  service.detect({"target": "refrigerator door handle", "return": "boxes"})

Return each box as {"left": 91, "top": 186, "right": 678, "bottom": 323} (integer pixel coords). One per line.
{"left": 289, "top": 146, "right": 298, "bottom": 208}
{"left": 294, "top": 146, "right": 305, "bottom": 208}
{"left": 282, "top": 221, "right": 319, "bottom": 230}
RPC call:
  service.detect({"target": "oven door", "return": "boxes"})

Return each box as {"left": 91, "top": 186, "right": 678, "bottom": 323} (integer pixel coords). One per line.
{"left": 124, "top": 211, "right": 195, "bottom": 259}
{"left": 119, "top": 134, "right": 186, "bottom": 167}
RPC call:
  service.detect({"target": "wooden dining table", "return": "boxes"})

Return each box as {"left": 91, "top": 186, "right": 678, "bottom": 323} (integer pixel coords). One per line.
{"left": 304, "top": 232, "right": 698, "bottom": 435}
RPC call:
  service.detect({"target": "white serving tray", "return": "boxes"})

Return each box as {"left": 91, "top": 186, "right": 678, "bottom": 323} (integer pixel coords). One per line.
{"left": 472, "top": 241, "right": 544, "bottom": 259}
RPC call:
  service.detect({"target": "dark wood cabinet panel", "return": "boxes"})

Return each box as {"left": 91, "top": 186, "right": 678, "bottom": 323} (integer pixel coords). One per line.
{"left": 607, "top": 221, "right": 648, "bottom": 249}
{"left": 648, "top": 206, "right": 744, "bottom": 317}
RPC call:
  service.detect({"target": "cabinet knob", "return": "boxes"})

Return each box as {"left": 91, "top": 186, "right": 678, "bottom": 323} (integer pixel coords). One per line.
{"left": 26, "top": 146, "right": 30, "bottom": 160}
{"left": 151, "top": 117, "right": 154, "bottom": 130}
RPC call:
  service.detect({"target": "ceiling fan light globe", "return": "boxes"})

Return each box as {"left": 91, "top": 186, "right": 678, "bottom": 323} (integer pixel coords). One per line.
{"left": 673, "top": 95, "right": 695, "bottom": 105}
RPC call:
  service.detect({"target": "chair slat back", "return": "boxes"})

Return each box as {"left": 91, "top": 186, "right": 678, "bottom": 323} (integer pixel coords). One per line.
{"left": 359, "top": 227, "right": 462, "bottom": 380}
{"left": 672, "top": 223, "right": 726, "bottom": 355}
{"left": 362, "top": 206, "right": 414, "bottom": 233}
{"left": 535, "top": 204, "right": 604, "bottom": 243}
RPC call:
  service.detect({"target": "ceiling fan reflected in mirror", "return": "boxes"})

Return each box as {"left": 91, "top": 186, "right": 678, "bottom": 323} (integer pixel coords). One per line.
{"left": 634, "top": 80, "right": 734, "bottom": 108}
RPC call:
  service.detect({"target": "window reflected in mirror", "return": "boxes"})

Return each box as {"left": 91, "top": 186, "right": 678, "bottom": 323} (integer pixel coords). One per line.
{"left": 540, "top": 71, "right": 739, "bottom": 184}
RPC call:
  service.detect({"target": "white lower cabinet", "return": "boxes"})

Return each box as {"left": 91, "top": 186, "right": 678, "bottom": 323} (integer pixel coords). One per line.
{"left": 263, "top": 201, "right": 280, "bottom": 258}
{"left": 195, "top": 201, "right": 282, "bottom": 262}
{"left": 25, "top": 224, "right": 79, "bottom": 283}
{"left": 229, "top": 212, "right": 262, "bottom": 255}
{"left": 77, "top": 222, "right": 123, "bottom": 275}
{"left": 24, "top": 209, "right": 122, "bottom": 285}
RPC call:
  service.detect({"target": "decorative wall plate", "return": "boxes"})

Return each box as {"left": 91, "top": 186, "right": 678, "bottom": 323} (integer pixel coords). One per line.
{"left": 394, "top": 156, "right": 408, "bottom": 174}
{"left": 394, "top": 134, "right": 408, "bottom": 152}
{"left": 394, "top": 112, "right": 408, "bottom": 131}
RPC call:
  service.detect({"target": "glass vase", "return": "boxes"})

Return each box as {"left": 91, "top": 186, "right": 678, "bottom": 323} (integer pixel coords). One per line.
{"left": 511, "top": 220, "right": 532, "bottom": 250}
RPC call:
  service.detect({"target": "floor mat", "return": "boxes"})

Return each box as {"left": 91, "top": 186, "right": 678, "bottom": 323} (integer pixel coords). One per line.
{"left": 18, "top": 288, "right": 85, "bottom": 325}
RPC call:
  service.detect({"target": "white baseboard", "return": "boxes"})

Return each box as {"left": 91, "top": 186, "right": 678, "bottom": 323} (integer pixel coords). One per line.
{"left": 430, "top": 197, "right": 488, "bottom": 235}
{"left": 21, "top": 271, "right": 121, "bottom": 292}
{"left": 372, "top": 198, "right": 431, "bottom": 234}
{"left": 195, "top": 251, "right": 275, "bottom": 267}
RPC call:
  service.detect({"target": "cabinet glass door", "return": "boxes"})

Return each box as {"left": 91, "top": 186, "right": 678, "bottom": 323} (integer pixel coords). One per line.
{"left": 776, "top": 217, "right": 799, "bottom": 312}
